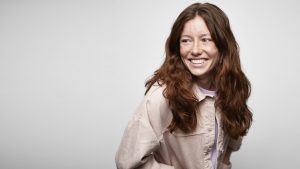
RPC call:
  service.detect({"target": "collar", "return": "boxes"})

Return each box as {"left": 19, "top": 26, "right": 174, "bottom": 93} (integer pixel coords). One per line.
{"left": 199, "top": 86, "right": 216, "bottom": 98}
{"left": 192, "top": 83, "right": 216, "bottom": 102}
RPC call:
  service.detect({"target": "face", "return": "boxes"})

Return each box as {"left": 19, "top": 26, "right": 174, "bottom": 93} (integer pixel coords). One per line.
{"left": 180, "top": 16, "right": 220, "bottom": 81}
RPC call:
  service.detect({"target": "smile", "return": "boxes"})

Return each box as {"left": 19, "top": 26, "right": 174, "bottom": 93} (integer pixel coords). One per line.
{"left": 189, "top": 59, "right": 208, "bottom": 64}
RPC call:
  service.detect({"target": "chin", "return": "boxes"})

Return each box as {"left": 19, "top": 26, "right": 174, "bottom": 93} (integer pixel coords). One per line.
{"left": 190, "top": 69, "right": 212, "bottom": 78}
{"left": 189, "top": 69, "right": 207, "bottom": 76}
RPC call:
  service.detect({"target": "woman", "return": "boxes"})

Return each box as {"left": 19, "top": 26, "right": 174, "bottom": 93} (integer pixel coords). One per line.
{"left": 115, "top": 3, "right": 252, "bottom": 169}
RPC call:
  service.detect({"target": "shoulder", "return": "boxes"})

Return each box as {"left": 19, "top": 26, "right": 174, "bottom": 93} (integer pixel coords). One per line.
{"left": 145, "top": 82, "right": 166, "bottom": 102}
{"left": 144, "top": 82, "right": 169, "bottom": 118}
{"left": 143, "top": 82, "right": 172, "bottom": 135}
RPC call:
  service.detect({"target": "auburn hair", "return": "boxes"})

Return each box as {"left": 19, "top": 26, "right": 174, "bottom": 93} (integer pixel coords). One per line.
{"left": 145, "top": 3, "right": 252, "bottom": 139}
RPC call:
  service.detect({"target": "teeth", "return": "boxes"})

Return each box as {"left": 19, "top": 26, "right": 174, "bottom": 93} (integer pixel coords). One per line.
{"left": 191, "top": 59, "right": 205, "bottom": 64}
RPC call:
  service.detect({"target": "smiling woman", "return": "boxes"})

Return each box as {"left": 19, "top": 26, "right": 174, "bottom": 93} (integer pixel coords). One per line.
{"left": 180, "top": 16, "right": 220, "bottom": 89}
{"left": 115, "top": 2, "right": 252, "bottom": 169}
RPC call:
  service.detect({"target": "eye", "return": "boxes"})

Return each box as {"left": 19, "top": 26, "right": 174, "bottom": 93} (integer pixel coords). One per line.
{"left": 201, "top": 38, "right": 212, "bottom": 42}
{"left": 180, "top": 38, "right": 192, "bottom": 44}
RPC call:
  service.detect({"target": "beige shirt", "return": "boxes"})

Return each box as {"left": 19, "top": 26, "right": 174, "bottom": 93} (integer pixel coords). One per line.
{"left": 116, "top": 83, "right": 242, "bottom": 169}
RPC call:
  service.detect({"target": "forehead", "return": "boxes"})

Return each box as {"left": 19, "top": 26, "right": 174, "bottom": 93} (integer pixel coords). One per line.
{"left": 181, "top": 16, "right": 210, "bottom": 36}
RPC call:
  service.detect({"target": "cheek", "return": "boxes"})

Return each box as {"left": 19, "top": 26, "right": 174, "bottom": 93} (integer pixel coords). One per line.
{"left": 207, "top": 48, "right": 220, "bottom": 65}
{"left": 207, "top": 46, "right": 219, "bottom": 58}
{"left": 180, "top": 46, "right": 190, "bottom": 57}
{"left": 210, "top": 54, "right": 220, "bottom": 68}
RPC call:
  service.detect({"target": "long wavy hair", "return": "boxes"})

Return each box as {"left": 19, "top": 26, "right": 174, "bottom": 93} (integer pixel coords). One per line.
{"left": 145, "top": 3, "right": 252, "bottom": 139}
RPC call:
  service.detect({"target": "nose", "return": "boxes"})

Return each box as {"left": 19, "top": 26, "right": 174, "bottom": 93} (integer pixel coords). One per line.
{"left": 191, "top": 41, "right": 203, "bottom": 56}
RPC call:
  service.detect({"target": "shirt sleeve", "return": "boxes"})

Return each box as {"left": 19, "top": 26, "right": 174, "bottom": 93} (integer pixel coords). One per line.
{"left": 115, "top": 99, "right": 174, "bottom": 169}
{"left": 218, "top": 162, "right": 232, "bottom": 169}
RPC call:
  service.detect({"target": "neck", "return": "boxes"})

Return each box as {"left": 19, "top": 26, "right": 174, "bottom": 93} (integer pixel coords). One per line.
{"left": 196, "top": 77, "right": 215, "bottom": 91}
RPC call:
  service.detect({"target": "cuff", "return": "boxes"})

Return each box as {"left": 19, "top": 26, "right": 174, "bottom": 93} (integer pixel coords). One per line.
{"left": 218, "top": 162, "right": 232, "bottom": 169}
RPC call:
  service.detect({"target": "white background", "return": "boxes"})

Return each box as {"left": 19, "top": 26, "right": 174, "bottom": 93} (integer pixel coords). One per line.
{"left": 1, "top": 0, "right": 300, "bottom": 168}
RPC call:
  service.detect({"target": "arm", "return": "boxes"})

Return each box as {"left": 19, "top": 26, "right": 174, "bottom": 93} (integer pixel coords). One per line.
{"left": 222, "top": 147, "right": 232, "bottom": 165}
{"left": 115, "top": 99, "right": 174, "bottom": 169}
{"left": 219, "top": 137, "right": 243, "bottom": 169}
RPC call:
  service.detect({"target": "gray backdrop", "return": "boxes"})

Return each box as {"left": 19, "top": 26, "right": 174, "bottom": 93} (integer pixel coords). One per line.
{"left": 1, "top": 0, "right": 300, "bottom": 168}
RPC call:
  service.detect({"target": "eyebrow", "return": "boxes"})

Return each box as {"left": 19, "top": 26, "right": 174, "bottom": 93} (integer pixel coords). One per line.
{"left": 181, "top": 33, "right": 211, "bottom": 38}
